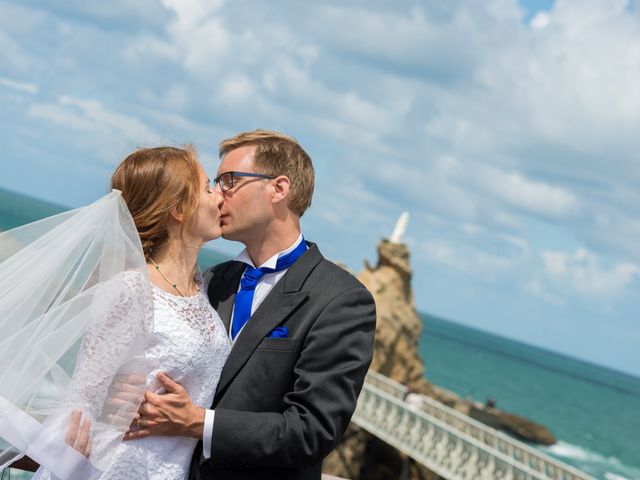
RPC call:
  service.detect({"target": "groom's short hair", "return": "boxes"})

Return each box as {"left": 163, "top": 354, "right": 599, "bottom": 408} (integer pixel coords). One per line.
{"left": 219, "top": 129, "right": 315, "bottom": 217}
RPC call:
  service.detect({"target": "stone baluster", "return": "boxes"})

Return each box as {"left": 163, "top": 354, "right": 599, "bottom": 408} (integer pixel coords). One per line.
{"left": 354, "top": 372, "right": 595, "bottom": 480}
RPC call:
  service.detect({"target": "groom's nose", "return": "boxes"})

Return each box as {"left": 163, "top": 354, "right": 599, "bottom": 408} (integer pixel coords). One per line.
{"left": 215, "top": 190, "right": 224, "bottom": 209}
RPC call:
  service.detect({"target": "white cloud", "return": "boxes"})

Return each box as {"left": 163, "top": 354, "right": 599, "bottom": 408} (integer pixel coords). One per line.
{"left": 422, "top": 240, "right": 458, "bottom": 269}
{"left": 0, "top": 27, "right": 36, "bottom": 73}
{"left": 259, "top": 57, "right": 409, "bottom": 148}
{"left": 162, "top": 0, "right": 224, "bottom": 27}
{"left": 479, "top": 167, "right": 580, "bottom": 219}
{"left": 28, "top": 95, "right": 165, "bottom": 147}
{"left": 0, "top": 76, "right": 38, "bottom": 95}
{"left": 525, "top": 277, "right": 564, "bottom": 305}
{"left": 309, "top": 4, "right": 487, "bottom": 80}
{"left": 159, "top": 0, "right": 229, "bottom": 74}
{"left": 314, "top": 174, "right": 392, "bottom": 229}
{"left": 60, "top": 96, "right": 150, "bottom": 135}
{"left": 123, "top": 0, "right": 229, "bottom": 75}
{"left": 530, "top": 12, "right": 551, "bottom": 30}
{"left": 29, "top": 102, "right": 98, "bottom": 132}
{"left": 420, "top": 237, "right": 521, "bottom": 282}
{"left": 517, "top": 2, "right": 638, "bottom": 164}
{"left": 586, "top": 205, "right": 640, "bottom": 261}
{"left": 462, "top": 223, "right": 481, "bottom": 237}
{"left": 395, "top": 0, "right": 640, "bottom": 261}
{"left": 216, "top": 74, "right": 255, "bottom": 104}
{"left": 501, "top": 234, "right": 529, "bottom": 252}
{"left": 163, "top": 84, "right": 190, "bottom": 110}
{"left": 541, "top": 248, "right": 639, "bottom": 296}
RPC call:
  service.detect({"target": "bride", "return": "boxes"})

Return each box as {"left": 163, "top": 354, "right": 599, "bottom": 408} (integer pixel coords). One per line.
{"left": 0, "top": 146, "right": 231, "bottom": 479}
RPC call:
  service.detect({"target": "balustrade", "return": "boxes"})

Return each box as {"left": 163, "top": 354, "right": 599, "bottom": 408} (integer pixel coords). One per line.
{"left": 354, "top": 372, "right": 593, "bottom": 480}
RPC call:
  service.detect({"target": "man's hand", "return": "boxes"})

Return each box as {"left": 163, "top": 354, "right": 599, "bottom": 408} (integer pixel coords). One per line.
{"left": 123, "top": 372, "right": 205, "bottom": 441}
{"left": 66, "top": 410, "right": 92, "bottom": 458}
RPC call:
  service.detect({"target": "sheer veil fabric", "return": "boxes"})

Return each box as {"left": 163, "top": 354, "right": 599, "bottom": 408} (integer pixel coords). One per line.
{"left": 0, "top": 190, "right": 154, "bottom": 479}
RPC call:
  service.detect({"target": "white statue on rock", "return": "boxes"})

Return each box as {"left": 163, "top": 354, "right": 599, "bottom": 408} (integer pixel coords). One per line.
{"left": 389, "top": 212, "right": 409, "bottom": 244}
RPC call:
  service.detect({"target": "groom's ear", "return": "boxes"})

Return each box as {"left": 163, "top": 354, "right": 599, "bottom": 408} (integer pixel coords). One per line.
{"left": 271, "top": 175, "right": 291, "bottom": 204}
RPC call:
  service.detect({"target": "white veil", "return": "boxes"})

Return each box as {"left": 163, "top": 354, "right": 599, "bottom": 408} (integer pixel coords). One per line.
{"left": 0, "top": 190, "right": 154, "bottom": 479}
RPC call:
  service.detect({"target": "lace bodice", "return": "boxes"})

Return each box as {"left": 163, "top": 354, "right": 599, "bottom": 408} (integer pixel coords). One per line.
{"left": 34, "top": 280, "right": 230, "bottom": 480}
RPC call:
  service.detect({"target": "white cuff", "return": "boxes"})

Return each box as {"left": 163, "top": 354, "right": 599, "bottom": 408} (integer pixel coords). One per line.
{"left": 202, "top": 409, "right": 215, "bottom": 460}
{"left": 0, "top": 396, "right": 100, "bottom": 480}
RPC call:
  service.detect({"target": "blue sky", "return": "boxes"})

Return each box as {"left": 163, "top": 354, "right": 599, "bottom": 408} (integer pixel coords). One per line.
{"left": 1, "top": 0, "right": 639, "bottom": 376}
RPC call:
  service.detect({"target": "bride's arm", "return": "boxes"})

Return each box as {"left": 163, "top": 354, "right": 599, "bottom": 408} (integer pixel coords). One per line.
{"left": 67, "top": 271, "right": 153, "bottom": 425}
{"left": 8, "top": 411, "right": 92, "bottom": 472}
{"left": 28, "top": 269, "right": 154, "bottom": 478}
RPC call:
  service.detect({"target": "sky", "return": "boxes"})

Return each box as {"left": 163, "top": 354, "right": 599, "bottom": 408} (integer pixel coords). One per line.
{"left": 0, "top": 0, "right": 639, "bottom": 376}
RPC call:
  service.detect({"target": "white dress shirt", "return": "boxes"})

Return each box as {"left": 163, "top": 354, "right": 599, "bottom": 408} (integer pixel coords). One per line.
{"left": 202, "top": 234, "right": 304, "bottom": 459}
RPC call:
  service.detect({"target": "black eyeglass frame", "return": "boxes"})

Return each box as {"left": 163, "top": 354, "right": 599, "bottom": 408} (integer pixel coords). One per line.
{"left": 213, "top": 171, "right": 277, "bottom": 192}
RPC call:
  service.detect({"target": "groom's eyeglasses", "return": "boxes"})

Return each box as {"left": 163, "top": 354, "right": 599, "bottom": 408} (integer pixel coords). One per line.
{"left": 213, "top": 171, "right": 277, "bottom": 192}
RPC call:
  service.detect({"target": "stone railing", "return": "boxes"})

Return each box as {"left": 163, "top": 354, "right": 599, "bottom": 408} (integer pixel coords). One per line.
{"left": 365, "top": 370, "right": 409, "bottom": 399}
{"left": 353, "top": 371, "right": 594, "bottom": 480}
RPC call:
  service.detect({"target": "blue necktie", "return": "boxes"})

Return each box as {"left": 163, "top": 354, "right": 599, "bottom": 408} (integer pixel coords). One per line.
{"left": 231, "top": 239, "right": 308, "bottom": 339}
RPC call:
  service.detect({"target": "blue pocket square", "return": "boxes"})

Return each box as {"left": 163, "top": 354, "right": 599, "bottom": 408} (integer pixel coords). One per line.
{"left": 268, "top": 326, "right": 288, "bottom": 338}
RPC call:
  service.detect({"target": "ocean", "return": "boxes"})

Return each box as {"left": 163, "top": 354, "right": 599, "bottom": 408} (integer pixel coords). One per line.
{"left": 0, "top": 187, "right": 229, "bottom": 268}
{"left": 420, "top": 313, "right": 640, "bottom": 480}
{"left": 1, "top": 187, "right": 638, "bottom": 480}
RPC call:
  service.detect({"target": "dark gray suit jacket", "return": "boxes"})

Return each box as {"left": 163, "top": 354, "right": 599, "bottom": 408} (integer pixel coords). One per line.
{"left": 189, "top": 242, "right": 376, "bottom": 480}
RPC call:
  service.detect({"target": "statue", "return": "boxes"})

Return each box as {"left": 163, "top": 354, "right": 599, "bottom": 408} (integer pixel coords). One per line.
{"left": 389, "top": 212, "right": 409, "bottom": 244}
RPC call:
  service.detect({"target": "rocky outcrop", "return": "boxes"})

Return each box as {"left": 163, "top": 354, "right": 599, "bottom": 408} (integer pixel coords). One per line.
{"left": 469, "top": 407, "right": 556, "bottom": 445}
{"left": 360, "top": 240, "right": 434, "bottom": 394}
{"left": 323, "top": 236, "right": 556, "bottom": 479}
{"left": 324, "top": 239, "right": 438, "bottom": 480}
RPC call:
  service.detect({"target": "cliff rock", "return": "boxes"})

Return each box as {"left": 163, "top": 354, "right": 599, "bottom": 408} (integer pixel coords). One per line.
{"left": 324, "top": 240, "right": 437, "bottom": 480}
{"left": 323, "top": 237, "right": 556, "bottom": 480}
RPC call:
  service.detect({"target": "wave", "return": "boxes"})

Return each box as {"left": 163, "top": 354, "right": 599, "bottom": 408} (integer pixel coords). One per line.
{"left": 604, "top": 473, "right": 631, "bottom": 480}
{"left": 546, "top": 441, "right": 612, "bottom": 463}
{"left": 542, "top": 441, "right": 640, "bottom": 480}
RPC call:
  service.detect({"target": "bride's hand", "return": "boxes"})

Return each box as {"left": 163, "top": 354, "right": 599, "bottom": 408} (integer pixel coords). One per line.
{"left": 103, "top": 373, "right": 147, "bottom": 426}
{"left": 66, "top": 410, "right": 92, "bottom": 458}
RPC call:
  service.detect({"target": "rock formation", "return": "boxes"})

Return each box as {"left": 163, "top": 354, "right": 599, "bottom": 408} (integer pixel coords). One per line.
{"left": 323, "top": 221, "right": 555, "bottom": 480}
{"left": 324, "top": 237, "right": 437, "bottom": 480}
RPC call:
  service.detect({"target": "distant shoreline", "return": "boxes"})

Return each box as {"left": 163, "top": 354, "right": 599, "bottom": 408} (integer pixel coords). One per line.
{"left": 420, "top": 311, "right": 640, "bottom": 381}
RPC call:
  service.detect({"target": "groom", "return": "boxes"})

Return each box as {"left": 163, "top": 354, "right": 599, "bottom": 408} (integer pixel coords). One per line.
{"left": 129, "top": 130, "right": 376, "bottom": 479}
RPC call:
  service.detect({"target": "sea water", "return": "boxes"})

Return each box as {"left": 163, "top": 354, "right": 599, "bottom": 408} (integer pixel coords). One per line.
{"left": 419, "top": 313, "right": 640, "bottom": 479}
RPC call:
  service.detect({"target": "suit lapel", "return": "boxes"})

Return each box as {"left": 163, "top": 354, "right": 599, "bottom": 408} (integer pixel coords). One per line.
{"left": 214, "top": 287, "right": 308, "bottom": 396}
{"left": 207, "top": 262, "right": 244, "bottom": 333}
{"left": 214, "top": 243, "right": 324, "bottom": 399}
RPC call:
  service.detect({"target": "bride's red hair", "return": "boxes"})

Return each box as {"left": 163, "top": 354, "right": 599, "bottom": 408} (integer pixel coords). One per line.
{"left": 110, "top": 146, "right": 200, "bottom": 261}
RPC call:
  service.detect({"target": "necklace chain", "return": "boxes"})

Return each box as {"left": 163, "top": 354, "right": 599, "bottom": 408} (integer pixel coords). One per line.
{"left": 149, "top": 258, "right": 186, "bottom": 296}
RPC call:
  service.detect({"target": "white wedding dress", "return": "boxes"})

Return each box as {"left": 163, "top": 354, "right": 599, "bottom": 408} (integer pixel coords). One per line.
{"left": 33, "top": 278, "right": 231, "bottom": 480}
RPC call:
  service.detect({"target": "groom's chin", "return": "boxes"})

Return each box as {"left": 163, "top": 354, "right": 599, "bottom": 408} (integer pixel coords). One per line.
{"left": 220, "top": 229, "right": 235, "bottom": 241}
{"left": 220, "top": 224, "right": 246, "bottom": 243}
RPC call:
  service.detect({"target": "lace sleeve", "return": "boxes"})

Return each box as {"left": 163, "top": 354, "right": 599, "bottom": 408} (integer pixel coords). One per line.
{"left": 66, "top": 271, "right": 153, "bottom": 423}
{"left": 56, "top": 270, "right": 154, "bottom": 472}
